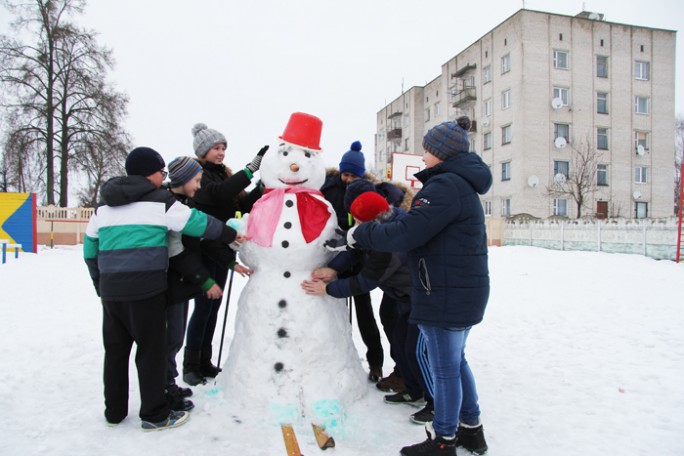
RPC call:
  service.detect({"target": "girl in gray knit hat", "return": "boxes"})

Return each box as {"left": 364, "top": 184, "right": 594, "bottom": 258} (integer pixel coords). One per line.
{"left": 182, "top": 123, "right": 269, "bottom": 386}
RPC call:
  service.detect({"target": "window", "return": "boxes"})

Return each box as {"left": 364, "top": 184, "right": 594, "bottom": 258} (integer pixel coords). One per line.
{"left": 470, "top": 138, "right": 476, "bottom": 153}
{"left": 635, "top": 61, "right": 650, "bottom": 80}
{"left": 553, "top": 199, "right": 568, "bottom": 216}
{"left": 484, "top": 132, "right": 492, "bottom": 150}
{"left": 597, "top": 55, "right": 608, "bottom": 78}
{"left": 434, "top": 102, "right": 440, "bottom": 117}
{"left": 634, "top": 131, "right": 649, "bottom": 151}
{"left": 554, "top": 160, "right": 569, "bottom": 178}
{"left": 483, "top": 98, "right": 492, "bottom": 117}
{"left": 635, "top": 201, "right": 648, "bottom": 219}
{"left": 635, "top": 96, "right": 649, "bottom": 114}
{"left": 501, "top": 161, "right": 511, "bottom": 181}
{"left": 501, "top": 198, "right": 511, "bottom": 216}
{"left": 635, "top": 166, "right": 648, "bottom": 183}
{"left": 553, "top": 87, "right": 569, "bottom": 106}
{"left": 483, "top": 200, "right": 492, "bottom": 216}
{"left": 553, "top": 50, "right": 569, "bottom": 69}
{"left": 404, "top": 138, "right": 410, "bottom": 151}
{"left": 597, "top": 128, "right": 608, "bottom": 150}
{"left": 501, "top": 54, "right": 510, "bottom": 74}
{"left": 597, "top": 92, "right": 608, "bottom": 114}
{"left": 502, "top": 125, "right": 512, "bottom": 145}
{"left": 501, "top": 89, "right": 511, "bottom": 109}
{"left": 597, "top": 164, "right": 608, "bottom": 186}
{"left": 554, "top": 123, "right": 570, "bottom": 142}
{"left": 424, "top": 108, "right": 431, "bottom": 122}
{"left": 483, "top": 65, "right": 492, "bottom": 83}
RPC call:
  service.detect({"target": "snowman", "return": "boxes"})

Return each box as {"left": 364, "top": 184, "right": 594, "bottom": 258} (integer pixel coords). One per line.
{"left": 221, "top": 112, "right": 367, "bottom": 447}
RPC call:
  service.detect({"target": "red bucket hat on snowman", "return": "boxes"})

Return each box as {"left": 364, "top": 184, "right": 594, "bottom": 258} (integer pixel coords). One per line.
{"left": 279, "top": 112, "right": 323, "bottom": 151}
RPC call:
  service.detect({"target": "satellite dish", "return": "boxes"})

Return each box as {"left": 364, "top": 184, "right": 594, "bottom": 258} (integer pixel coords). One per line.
{"left": 636, "top": 144, "right": 646, "bottom": 156}
{"left": 527, "top": 175, "right": 539, "bottom": 188}
{"left": 551, "top": 98, "right": 563, "bottom": 110}
{"left": 588, "top": 12, "right": 600, "bottom": 20}
{"left": 633, "top": 190, "right": 642, "bottom": 200}
{"left": 481, "top": 117, "right": 490, "bottom": 127}
{"left": 554, "top": 173, "right": 567, "bottom": 185}
{"left": 554, "top": 137, "right": 567, "bottom": 149}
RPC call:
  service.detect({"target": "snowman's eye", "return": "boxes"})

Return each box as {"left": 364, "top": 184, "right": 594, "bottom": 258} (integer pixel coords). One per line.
{"left": 304, "top": 152, "right": 311, "bottom": 158}
{"left": 282, "top": 151, "right": 289, "bottom": 157}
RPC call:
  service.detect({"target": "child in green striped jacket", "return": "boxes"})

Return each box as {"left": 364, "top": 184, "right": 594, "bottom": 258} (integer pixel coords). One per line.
{"left": 84, "top": 147, "right": 239, "bottom": 432}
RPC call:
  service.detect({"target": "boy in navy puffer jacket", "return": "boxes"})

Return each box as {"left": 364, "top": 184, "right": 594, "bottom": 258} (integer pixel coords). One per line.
{"left": 350, "top": 118, "right": 492, "bottom": 456}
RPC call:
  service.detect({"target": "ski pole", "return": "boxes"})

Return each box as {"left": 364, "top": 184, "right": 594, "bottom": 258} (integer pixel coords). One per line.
{"left": 216, "top": 211, "right": 242, "bottom": 380}
{"left": 216, "top": 267, "right": 235, "bottom": 380}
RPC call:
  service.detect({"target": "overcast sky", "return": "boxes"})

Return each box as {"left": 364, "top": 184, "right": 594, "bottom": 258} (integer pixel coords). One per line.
{"left": 5, "top": 0, "right": 684, "bottom": 173}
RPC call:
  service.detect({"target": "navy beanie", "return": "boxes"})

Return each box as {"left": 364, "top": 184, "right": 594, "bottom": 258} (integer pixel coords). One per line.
{"left": 344, "top": 178, "right": 376, "bottom": 212}
{"left": 339, "top": 140, "right": 366, "bottom": 177}
{"left": 422, "top": 116, "right": 471, "bottom": 161}
{"left": 125, "top": 147, "right": 166, "bottom": 177}
{"left": 168, "top": 156, "right": 202, "bottom": 187}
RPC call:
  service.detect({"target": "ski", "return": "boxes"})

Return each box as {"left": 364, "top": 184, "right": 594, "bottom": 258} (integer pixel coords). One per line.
{"left": 281, "top": 424, "right": 303, "bottom": 456}
{"left": 311, "top": 423, "right": 335, "bottom": 450}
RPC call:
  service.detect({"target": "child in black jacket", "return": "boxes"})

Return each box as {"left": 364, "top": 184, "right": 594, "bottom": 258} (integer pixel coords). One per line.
{"left": 183, "top": 123, "right": 267, "bottom": 385}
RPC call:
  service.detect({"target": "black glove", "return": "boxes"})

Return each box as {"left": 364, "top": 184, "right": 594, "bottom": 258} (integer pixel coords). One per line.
{"left": 324, "top": 227, "right": 353, "bottom": 252}
{"left": 246, "top": 145, "right": 270, "bottom": 173}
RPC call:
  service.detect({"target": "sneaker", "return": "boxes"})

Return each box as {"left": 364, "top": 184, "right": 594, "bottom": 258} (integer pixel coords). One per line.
{"left": 376, "top": 371, "right": 406, "bottom": 392}
{"left": 411, "top": 402, "right": 434, "bottom": 424}
{"left": 457, "top": 422, "right": 488, "bottom": 455}
{"left": 166, "top": 384, "right": 195, "bottom": 412}
{"left": 400, "top": 423, "right": 456, "bottom": 456}
{"left": 368, "top": 365, "right": 383, "bottom": 382}
{"left": 384, "top": 390, "right": 426, "bottom": 407}
{"left": 141, "top": 410, "right": 190, "bottom": 432}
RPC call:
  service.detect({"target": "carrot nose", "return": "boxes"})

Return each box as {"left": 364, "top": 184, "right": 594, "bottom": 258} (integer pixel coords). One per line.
{"left": 290, "top": 163, "right": 299, "bottom": 172}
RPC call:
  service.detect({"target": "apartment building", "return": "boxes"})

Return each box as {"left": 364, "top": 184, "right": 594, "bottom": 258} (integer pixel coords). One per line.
{"left": 374, "top": 9, "right": 676, "bottom": 219}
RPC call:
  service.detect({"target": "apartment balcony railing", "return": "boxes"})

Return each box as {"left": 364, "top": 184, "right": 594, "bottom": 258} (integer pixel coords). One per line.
{"left": 451, "top": 87, "right": 477, "bottom": 107}
{"left": 387, "top": 128, "right": 402, "bottom": 141}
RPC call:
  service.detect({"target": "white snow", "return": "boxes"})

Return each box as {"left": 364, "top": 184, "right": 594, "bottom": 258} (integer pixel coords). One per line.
{"left": 1, "top": 245, "right": 683, "bottom": 455}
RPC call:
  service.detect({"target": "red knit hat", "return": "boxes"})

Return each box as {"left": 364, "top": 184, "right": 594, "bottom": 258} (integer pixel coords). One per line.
{"left": 350, "top": 191, "right": 390, "bottom": 222}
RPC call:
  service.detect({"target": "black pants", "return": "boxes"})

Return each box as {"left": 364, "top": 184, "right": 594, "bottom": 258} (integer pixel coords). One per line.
{"left": 186, "top": 260, "right": 229, "bottom": 352}
{"left": 379, "top": 293, "right": 400, "bottom": 373}
{"left": 393, "top": 310, "right": 430, "bottom": 398}
{"left": 353, "top": 292, "right": 383, "bottom": 368}
{"left": 102, "top": 293, "right": 169, "bottom": 423}
{"left": 166, "top": 301, "right": 189, "bottom": 385}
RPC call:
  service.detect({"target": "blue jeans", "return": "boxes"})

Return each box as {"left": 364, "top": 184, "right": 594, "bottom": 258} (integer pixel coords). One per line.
{"left": 417, "top": 324, "right": 481, "bottom": 437}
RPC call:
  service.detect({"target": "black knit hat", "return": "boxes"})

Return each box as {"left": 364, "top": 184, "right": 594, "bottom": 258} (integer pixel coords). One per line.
{"left": 125, "top": 147, "right": 166, "bottom": 177}
{"left": 344, "top": 178, "right": 376, "bottom": 212}
{"left": 422, "top": 116, "right": 471, "bottom": 160}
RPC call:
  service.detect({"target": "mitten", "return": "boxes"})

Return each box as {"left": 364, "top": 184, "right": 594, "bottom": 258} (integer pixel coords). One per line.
{"left": 246, "top": 145, "right": 270, "bottom": 173}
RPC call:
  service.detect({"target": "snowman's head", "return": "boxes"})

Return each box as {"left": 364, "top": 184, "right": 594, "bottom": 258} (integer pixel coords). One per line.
{"left": 259, "top": 141, "right": 326, "bottom": 190}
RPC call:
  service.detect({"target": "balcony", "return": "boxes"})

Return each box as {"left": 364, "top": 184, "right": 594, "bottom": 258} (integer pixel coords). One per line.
{"left": 387, "top": 128, "right": 402, "bottom": 141}
{"left": 451, "top": 63, "right": 477, "bottom": 78}
{"left": 451, "top": 87, "right": 477, "bottom": 107}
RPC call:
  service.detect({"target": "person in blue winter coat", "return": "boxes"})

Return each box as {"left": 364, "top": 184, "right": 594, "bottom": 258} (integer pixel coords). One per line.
{"left": 349, "top": 117, "right": 492, "bottom": 456}
{"left": 84, "top": 147, "right": 239, "bottom": 432}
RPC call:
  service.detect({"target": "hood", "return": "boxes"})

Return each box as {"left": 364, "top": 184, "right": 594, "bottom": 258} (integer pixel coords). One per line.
{"left": 100, "top": 175, "right": 158, "bottom": 207}
{"left": 416, "top": 153, "right": 492, "bottom": 195}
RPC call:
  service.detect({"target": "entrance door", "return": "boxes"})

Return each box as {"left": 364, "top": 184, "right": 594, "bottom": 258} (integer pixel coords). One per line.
{"left": 596, "top": 201, "right": 608, "bottom": 219}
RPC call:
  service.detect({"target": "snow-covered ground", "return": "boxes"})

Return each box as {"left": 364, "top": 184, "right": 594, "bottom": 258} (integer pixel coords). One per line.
{"left": 1, "top": 245, "right": 682, "bottom": 455}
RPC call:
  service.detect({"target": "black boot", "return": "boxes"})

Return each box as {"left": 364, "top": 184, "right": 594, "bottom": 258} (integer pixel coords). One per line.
{"left": 165, "top": 384, "right": 195, "bottom": 412}
{"left": 182, "top": 348, "right": 206, "bottom": 386}
{"left": 456, "top": 422, "right": 488, "bottom": 455}
{"left": 200, "top": 346, "right": 222, "bottom": 378}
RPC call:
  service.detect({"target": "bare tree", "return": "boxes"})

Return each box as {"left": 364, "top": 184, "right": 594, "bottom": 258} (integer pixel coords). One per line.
{"left": 675, "top": 115, "right": 684, "bottom": 215}
{"left": 0, "top": 0, "right": 130, "bottom": 206}
{"left": 546, "top": 135, "right": 603, "bottom": 219}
